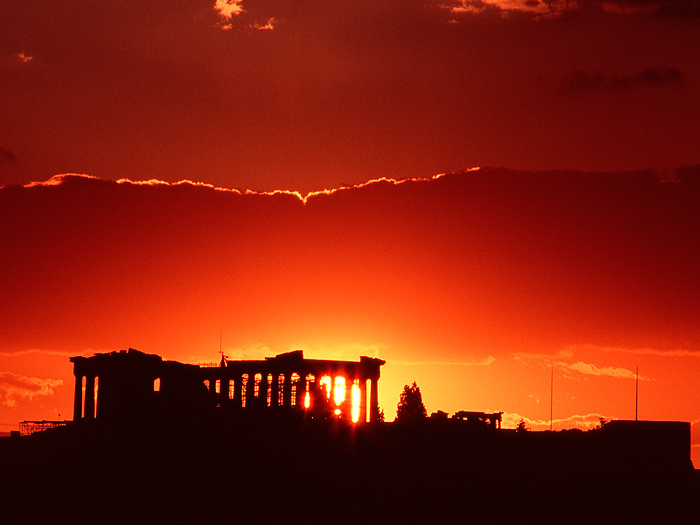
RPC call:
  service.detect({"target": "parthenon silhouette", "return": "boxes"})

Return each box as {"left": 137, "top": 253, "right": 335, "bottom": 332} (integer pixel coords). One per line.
{"left": 70, "top": 348, "right": 386, "bottom": 425}
{"left": 5, "top": 348, "right": 696, "bottom": 523}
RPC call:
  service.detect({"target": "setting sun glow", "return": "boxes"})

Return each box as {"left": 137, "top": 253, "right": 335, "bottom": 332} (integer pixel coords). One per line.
{"left": 3, "top": 167, "right": 700, "bottom": 465}
{"left": 319, "top": 376, "right": 332, "bottom": 400}
{"left": 316, "top": 375, "right": 363, "bottom": 422}
{"left": 351, "top": 381, "right": 361, "bottom": 423}
{"left": 333, "top": 377, "right": 346, "bottom": 406}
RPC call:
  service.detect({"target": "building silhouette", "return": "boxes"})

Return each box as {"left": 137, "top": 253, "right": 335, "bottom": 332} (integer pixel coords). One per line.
{"left": 3, "top": 348, "right": 697, "bottom": 523}
{"left": 70, "top": 348, "right": 385, "bottom": 426}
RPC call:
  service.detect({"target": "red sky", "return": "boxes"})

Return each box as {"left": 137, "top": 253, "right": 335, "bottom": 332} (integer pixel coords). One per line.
{"left": 2, "top": 1, "right": 700, "bottom": 465}
{"left": 2, "top": 1, "right": 699, "bottom": 191}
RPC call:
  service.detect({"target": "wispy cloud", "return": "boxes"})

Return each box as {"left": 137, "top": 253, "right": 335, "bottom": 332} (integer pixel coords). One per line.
{"left": 503, "top": 411, "right": 608, "bottom": 430}
{"left": 566, "top": 361, "right": 643, "bottom": 380}
{"left": 568, "top": 344, "right": 700, "bottom": 358}
{"left": 0, "top": 348, "right": 75, "bottom": 357}
{"left": 514, "top": 349, "right": 574, "bottom": 362}
{"left": 448, "top": 0, "right": 562, "bottom": 16}
{"left": 514, "top": 349, "right": 651, "bottom": 380}
{"left": 213, "top": 0, "right": 244, "bottom": 30}
{"left": 0, "top": 372, "right": 63, "bottom": 408}
{"left": 392, "top": 356, "right": 495, "bottom": 367}
{"left": 21, "top": 173, "right": 101, "bottom": 188}
{"left": 252, "top": 17, "right": 279, "bottom": 31}
{"left": 15, "top": 52, "right": 33, "bottom": 64}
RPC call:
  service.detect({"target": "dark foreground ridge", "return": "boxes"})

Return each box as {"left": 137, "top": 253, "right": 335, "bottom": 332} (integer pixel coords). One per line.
{"left": 1, "top": 349, "right": 697, "bottom": 523}
{"left": 1, "top": 419, "right": 697, "bottom": 523}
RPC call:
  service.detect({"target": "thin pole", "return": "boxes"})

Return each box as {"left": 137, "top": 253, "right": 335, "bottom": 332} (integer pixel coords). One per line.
{"left": 635, "top": 365, "right": 639, "bottom": 421}
{"left": 550, "top": 366, "right": 553, "bottom": 432}
{"left": 218, "top": 327, "right": 224, "bottom": 367}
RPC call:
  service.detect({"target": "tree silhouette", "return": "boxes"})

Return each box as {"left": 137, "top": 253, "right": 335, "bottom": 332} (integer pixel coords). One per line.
{"left": 396, "top": 382, "right": 427, "bottom": 421}
{"left": 516, "top": 418, "right": 529, "bottom": 433}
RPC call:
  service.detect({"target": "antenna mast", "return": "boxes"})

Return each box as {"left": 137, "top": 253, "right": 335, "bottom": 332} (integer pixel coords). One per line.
{"left": 218, "top": 327, "right": 227, "bottom": 367}
{"left": 550, "top": 365, "right": 553, "bottom": 432}
{"left": 635, "top": 365, "right": 639, "bottom": 421}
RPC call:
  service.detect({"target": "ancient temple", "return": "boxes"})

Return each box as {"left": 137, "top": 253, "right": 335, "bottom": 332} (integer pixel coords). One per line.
{"left": 70, "top": 349, "right": 385, "bottom": 425}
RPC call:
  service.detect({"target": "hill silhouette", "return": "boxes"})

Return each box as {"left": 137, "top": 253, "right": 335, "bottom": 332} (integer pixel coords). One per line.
{"left": 1, "top": 418, "right": 697, "bottom": 523}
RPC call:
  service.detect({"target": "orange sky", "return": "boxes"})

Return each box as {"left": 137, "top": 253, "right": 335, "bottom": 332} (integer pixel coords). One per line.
{"left": 1, "top": 1, "right": 700, "bottom": 466}
{"left": 2, "top": 169, "right": 700, "bottom": 467}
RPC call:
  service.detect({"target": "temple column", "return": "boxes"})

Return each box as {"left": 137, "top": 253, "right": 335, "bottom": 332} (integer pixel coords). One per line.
{"left": 233, "top": 374, "right": 242, "bottom": 407}
{"left": 292, "top": 375, "right": 302, "bottom": 408}
{"left": 73, "top": 374, "right": 83, "bottom": 421}
{"left": 261, "top": 373, "right": 270, "bottom": 408}
{"left": 283, "top": 374, "right": 292, "bottom": 407}
{"left": 359, "top": 379, "right": 367, "bottom": 424}
{"left": 251, "top": 372, "right": 259, "bottom": 408}
{"left": 271, "top": 372, "right": 279, "bottom": 408}
{"left": 84, "top": 375, "right": 95, "bottom": 421}
{"left": 300, "top": 376, "right": 308, "bottom": 410}
{"left": 248, "top": 372, "right": 256, "bottom": 407}
{"left": 242, "top": 374, "right": 250, "bottom": 408}
{"left": 369, "top": 378, "right": 379, "bottom": 422}
{"left": 221, "top": 376, "right": 229, "bottom": 402}
{"left": 343, "top": 379, "right": 350, "bottom": 417}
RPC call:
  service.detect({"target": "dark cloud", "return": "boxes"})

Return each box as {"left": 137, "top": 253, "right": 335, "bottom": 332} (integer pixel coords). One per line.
{"left": 636, "top": 67, "right": 684, "bottom": 86}
{"left": 588, "top": 0, "right": 700, "bottom": 17}
{"left": 563, "top": 67, "right": 683, "bottom": 91}
{"left": 2, "top": 167, "right": 700, "bottom": 357}
{"left": 0, "top": 146, "right": 17, "bottom": 165}
{"left": 446, "top": 0, "right": 700, "bottom": 17}
{"left": 1, "top": 1, "right": 698, "bottom": 190}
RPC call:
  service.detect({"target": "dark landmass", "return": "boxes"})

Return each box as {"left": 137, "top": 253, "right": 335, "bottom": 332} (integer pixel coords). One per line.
{"left": 1, "top": 419, "right": 697, "bottom": 523}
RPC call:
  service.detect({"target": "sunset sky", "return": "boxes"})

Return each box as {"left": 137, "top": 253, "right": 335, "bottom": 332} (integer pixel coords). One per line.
{"left": 2, "top": 1, "right": 699, "bottom": 465}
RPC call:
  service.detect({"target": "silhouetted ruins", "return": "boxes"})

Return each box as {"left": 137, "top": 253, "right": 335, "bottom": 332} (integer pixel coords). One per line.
{"left": 70, "top": 348, "right": 385, "bottom": 426}
{"left": 3, "top": 349, "right": 698, "bottom": 523}
{"left": 452, "top": 410, "right": 503, "bottom": 428}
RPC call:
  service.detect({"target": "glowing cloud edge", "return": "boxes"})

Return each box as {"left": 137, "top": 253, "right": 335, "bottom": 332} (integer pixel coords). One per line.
{"left": 15, "top": 168, "right": 482, "bottom": 205}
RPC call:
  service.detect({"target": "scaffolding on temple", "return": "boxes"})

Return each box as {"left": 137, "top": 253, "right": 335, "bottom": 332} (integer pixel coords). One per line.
{"left": 19, "top": 420, "right": 70, "bottom": 436}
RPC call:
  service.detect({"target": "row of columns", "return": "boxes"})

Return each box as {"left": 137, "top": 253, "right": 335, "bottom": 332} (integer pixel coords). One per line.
{"left": 73, "top": 374, "right": 97, "bottom": 422}
{"left": 204, "top": 371, "right": 380, "bottom": 422}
